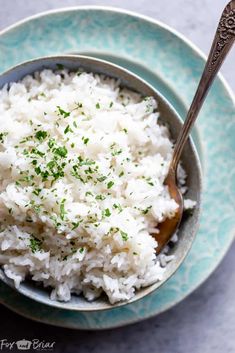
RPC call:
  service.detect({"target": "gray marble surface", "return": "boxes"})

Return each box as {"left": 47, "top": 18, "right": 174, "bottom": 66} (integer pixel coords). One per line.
{"left": 0, "top": 0, "right": 234, "bottom": 352}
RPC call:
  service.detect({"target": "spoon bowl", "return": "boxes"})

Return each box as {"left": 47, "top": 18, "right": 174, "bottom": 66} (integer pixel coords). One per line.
{"left": 0, "top": 55, "right": 202, "bottom": 311}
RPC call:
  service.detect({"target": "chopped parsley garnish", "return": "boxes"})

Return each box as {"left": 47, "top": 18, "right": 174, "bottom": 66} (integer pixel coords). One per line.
{"left": 120, "top": 230, "right": 128, "bottom": 241}
{"left": 119, "top": 171, "right": 124, "bottom": 177}
{"left": 109, "top": 101, "right": 113, "bottom": 108}
{"left": 123, "top": 128, "right": 128, "bottom": 134}
{"left": 85, "top": 191, "right": 93, "bottom": 196}
{"left": 113, "top": 203, "right": 123, "bottom": 213}
{"left": 32, "top": 188, "right": 41, "bottom": 196}
{"left": 57, "top": 106, "right": 70, "bottom": 118}
{"left": 75, "top": 102, "right": 83, "bottom": 109}
{"left": 82, "top": 136, "right": 89, "bottom": 145}
{"left": 146, "top": 177, "right": 154, "bottom": 186}
{"left": 72, "top": 221, "right": 82, "bottom": 230}
{"left": 54, "top": 146, "right": 68, "bottom": 158}
{"left": 141, "top": 206, "right": 152, "bottom": 214}
{"left": 31, "top": 148, "right": 45, "bottom": 157}
{"left": 29, "top": 236, "right": 42, "bottom": 253}
{"left": 95, "top": 194, "right": 106, "bottom": 201}
{"left": 34, "top": 166, "right": 41, "bottom": 175}
{"left": 64, "top": 125, "right": 73, "bottom": 134}
{"left": 0, "top": 132, "right": 8, "bottom": 143}
{"left": 97, "top": 176, "right": 107, "bottom": 182}
{"left": 77, "top": 156, "right": 95, "bottom": 166}
{"left": 96, "top": 102, "right": 100, "bottom": 109}
{"left": 71, "top": 169, "right": 85, "bottom": 183}
{"left": 107, "top": 181, "right": 114, "bottom": 189}
{"left": 48, "top": 138, "right": 56, "bottom": 148}
{"left": 103, "top": 208, "right": 111, "bottom": 217}
{"left": 79, "top": 247, "right": 84, "bottom": 253}
{"left": 35, "top": 130, "right": 47, "bottom": 141}
{"left": 111, "top": 149, "right": 122, "bottom": 156}
{"left": 50, "top": 215, "right": 61, "bottom": 229}
{"left": 60, "top": 198, "right": 66, "bottom": 220}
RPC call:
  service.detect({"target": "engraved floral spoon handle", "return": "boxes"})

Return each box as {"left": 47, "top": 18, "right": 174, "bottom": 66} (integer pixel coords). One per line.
{"left": 170, "top": 0, "right": 235, "bottom": 171}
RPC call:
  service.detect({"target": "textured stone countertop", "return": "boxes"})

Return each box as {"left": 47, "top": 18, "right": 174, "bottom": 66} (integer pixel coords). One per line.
{"left": 0, "top": 1, "right": 234, "bottom": 353}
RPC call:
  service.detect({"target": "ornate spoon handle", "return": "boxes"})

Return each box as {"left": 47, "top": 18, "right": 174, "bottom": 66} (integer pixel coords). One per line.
{"left": 171, "top": 0, "right": 235, "bottom": 171}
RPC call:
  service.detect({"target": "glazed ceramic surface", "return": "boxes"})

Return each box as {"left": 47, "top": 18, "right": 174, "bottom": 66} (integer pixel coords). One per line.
{"left": 0, "top": 7, "right": 234, "bottom": 329}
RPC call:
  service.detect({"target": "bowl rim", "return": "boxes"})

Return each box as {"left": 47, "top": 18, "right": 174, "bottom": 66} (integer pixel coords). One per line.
{"left": 0, "top": 54, "right": 202, "bottom": 311}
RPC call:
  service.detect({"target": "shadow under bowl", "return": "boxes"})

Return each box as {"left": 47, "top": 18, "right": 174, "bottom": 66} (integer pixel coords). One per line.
{"left": 0, "top": 55, "right": 202, "bottom": 311}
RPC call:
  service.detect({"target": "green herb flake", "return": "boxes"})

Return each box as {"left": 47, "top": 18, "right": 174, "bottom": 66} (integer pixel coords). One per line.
{"left": 79, "top": 247, "right": 84, "bottom": 253}
{"left": 111, "top": 149, "right": 122, "bottom": 157}
{"left": 95, "top": 194, "right": 106, "bottom": 201}
{"left": 35, "top": 130, "right": 47, "bottom": 141}
{"left": 75, "top": 102, "right": 83, "bottom": 109}
{"left": 120, "top": 230, "right": 128, "bottom": 241}
{"left": 57, "top": 106, "right": 70, "bottom": 118}
{"left": 109, "top": 101, "right": 113, "bottom": 108}
{"left": 31, "top": 160, "right": 37, "bottom": 166}
{"left": 64, "top": 125, "right": 73, "bottom": 134}
{"left": 34, "top": 166, "right": 41, "bottom": 175}
{"left": 48, "top": 139, "right": 56, "bottom": 149}
{"left": 96, "top": 102, "right": 100, "bottom": 109}
{"left": 71, "top": 221, "right": 82, "bottom": 230}
{"left": 97, "top": 176, "right": 107, "bottom": 182}
{"left": 119, "top": 171, "right": 124, "bottom": 177}
{"left": 60, "top": 198, "right": 66, "bottom": 220}
{"left": 31, "top": 148, "right": 45, "bottom": 157}
{"left": 77, "top": 156, "right": 95, "bottom": 166}
{"left": 82, "top": 136, "right": 89, "bottom": 145}
{"left": 85, "top": 191, "right": 93, "bottom": 197}
{"left": 103, "top": 208, "right": 111, "bottom": 217}
{"left": 107, "top": 181, "right": 114, "bottom": 189}
{"left": 113, "top": 203, "right": 123, "bottom": 213}
{"left": 29, "top": 236, "right": 42, "bottom": 253}
{"left": 32, "top": 188, "right": 42, "bottom": 196}
{"left": 0, "top": 132, "right": 8, "bottom": 143}
{"left": 54, "top": 146, "right": 68, "bottom": 158}
{"left": 146, "top": 177, "right": 154, "bottom": 186}
{"left": 141, "top": 206, "right": 152, "bottom": 215}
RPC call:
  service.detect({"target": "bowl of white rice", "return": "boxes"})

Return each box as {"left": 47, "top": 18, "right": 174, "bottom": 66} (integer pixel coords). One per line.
{"left": 0, "top": 55, "right": 202, "bottom": 311}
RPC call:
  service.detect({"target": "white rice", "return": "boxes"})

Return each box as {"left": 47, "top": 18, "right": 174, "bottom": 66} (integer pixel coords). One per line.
{"left": 0, "top": 68, "right": 195, "bottom": 304}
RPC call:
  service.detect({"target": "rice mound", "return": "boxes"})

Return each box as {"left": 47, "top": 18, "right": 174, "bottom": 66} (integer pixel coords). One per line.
{"left": 0, "top": 68, "right": 194, "bottom": 303}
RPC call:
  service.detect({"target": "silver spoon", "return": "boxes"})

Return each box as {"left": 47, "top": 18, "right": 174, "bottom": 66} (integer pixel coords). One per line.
{"left": 156, "top": 0, "right": 235, "bottom": 254}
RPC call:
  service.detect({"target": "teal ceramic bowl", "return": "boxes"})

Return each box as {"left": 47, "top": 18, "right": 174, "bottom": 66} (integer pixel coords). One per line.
{"left": 0, "top": 54, "right": 202, "bottom": 311}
